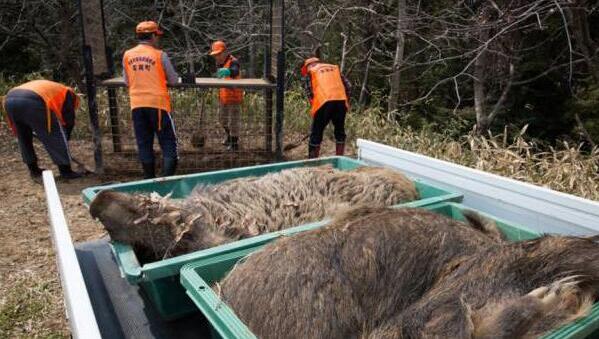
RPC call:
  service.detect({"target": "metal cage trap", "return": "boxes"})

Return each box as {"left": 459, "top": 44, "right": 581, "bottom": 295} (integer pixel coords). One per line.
{"left": 79, "top": 0, "right": 285, "bottom": 175}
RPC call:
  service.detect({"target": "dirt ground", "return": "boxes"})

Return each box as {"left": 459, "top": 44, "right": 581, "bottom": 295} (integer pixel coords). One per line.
{"left": 0, "top": 124, "right": 353, "bottom": 338}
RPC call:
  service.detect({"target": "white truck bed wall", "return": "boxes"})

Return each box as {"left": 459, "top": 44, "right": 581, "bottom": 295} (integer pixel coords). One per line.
{"left": 43, "top": 171, "right": 102, "bottom": 339}
{"left": 357, "top": 139, "right": 599, "bottom": 236}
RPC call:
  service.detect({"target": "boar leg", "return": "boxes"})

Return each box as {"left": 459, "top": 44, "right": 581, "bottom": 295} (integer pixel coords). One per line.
{"left": 472, "top": 276, "right": 593, "bottom": 339}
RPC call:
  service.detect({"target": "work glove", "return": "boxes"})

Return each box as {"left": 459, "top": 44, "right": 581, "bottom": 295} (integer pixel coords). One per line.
{"left": 217, "top": 68, "right": 231, "bottom": 78}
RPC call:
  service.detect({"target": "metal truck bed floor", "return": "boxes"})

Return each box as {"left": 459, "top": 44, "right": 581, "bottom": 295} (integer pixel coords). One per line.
{"left": 75, "top": 239, "right": 211, "bottom": 339}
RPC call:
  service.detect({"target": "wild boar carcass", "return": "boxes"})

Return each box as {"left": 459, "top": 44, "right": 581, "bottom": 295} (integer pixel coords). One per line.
{"left": 89, "top": 166, "right": 420, "bottom": 261}
{"left": 218, "top": 207, "right": 505, "bottom": 339}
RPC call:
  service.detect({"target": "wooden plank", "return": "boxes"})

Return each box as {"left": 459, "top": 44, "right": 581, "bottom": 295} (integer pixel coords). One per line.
{"left": 101, "top": 77, "right": 276, "bottom": 89}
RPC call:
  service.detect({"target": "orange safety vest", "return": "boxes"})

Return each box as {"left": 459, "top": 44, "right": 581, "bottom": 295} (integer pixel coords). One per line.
{"left": 308, "top": 63, "right": 349, "bottom": 117}
{"left": 123, "top": 44, "right": 171, "bottom": 113}
{"left": 219, "top": 55, "right": 244, "bottom": 105}
{"left": 6, "top": 80, "right": 78, "bottom": 133}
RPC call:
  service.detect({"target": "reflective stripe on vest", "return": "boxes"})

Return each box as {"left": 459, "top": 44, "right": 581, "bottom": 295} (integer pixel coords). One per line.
{"left": 123, "top": 44, "right": 171, "bottom": 113}
{"left": 219, "top": 56, "right": 243, "bottom": 105}
{"left": 12, "top": 80, "right": 73, "bottom": 132}
{"left": 308, "top": 63, "right": 348, "bottom": 117}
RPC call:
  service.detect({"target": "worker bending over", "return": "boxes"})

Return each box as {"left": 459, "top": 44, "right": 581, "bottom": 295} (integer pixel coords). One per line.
{"left": 123, "top": 21, "right": 179, "bottom": 178}
{"left": 301, "top": 57, "right": 351, "bottom": 158}
{"left": 210, "top": 40, "right": 243, "bottom": 151}
{"left": 3, "top": 79, "right": 81, "bottom": 180}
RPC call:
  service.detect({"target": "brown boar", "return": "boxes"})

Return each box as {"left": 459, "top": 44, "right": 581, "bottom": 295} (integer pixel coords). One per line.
{"left": 89, "top": 166, "right": 420, "bottom": 261}
{"left": 218, "top": 207, "right": 505, "bottom": 339}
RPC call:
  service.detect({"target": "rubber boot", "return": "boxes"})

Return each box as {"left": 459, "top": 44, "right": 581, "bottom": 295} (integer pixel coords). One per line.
{"left": 141, "top": 162, "right": 156, "bottom": 179}
{"left": 162, "top": 158, "right": 177, "bottom": 177}
{"left": 26, "top": 162, "right": 44, "bottom": 179}
{"left": 335, "top": 142, "right": 345, "bottom": 156}
{"left": 58, "top": 164, "right": 82, "bottom": 180}
{"left": 227, "top": 137, "right": 239, "bottom": 151}
{"left": 308, "top": 144, "right": 321, "bottom": 159}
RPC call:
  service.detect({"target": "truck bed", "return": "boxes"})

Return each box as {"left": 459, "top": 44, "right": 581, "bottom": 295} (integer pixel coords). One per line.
{"left": 75, "top": 239, "right": 211, "bottom": 338}
{"left": 43, "top": 139, "right": 599, "bottom": 338}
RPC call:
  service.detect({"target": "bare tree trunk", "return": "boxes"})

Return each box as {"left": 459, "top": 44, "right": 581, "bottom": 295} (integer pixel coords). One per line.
{"left": 179, "top": 0, "right": 195, "bottom": 75}
{"left": 566, "top": 5, "right": 599, "bottom": 82}
{"left": 575, "top": 113, "right": 597, "bottom": 148}
{"left": 359, "top": 43, "right": 374, "bottom": 106}
{"left": 56, "top": 0, "right": 82, "bottom": 86}
{"left": 474, "top": 49, "right": 487, "bottom": 133}
{"left": 340, "top": 31, "right": 349, "bottom": 73}
{"left": 296, "top": 1, "right": 317, "bottom": 54}
{"left": 388, "top": 0, "right": 406, "bottom": 114}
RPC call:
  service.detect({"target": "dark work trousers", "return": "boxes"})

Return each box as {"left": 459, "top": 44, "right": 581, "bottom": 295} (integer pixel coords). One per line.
{"left": 309, "top": 100, "right": 347, "bottom": 147}
{"left": 132, "top": 107, "right": 178, "bottom": 163}
{"left": 5, "top": 90, "right": 72, "bottom": 166}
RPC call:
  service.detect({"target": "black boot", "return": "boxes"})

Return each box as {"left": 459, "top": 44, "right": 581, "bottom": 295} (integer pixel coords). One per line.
{"left": 227, "top": 137, "right": 239, "bottom": 151}
{"left": 162, "top": 158, "right": 177, "bottom": 177}
{"left": 26, "top": 162, "right": 44, "bottom": 179}
{"left": 308, "top": 144, "right": 321, "bottom": 159}
{"left": 58, "top": 164, "right": 82, "bottom": 180}
{"left": 141, "top": 162, "right": 156, "bottom": 179}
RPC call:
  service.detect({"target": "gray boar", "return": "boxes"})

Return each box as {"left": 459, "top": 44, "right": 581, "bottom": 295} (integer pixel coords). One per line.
{"left": 218, "top": 207, "right": 506, "bottom": 339}
{"left": 372, "top": 235, "right": 599, "bottom": 338}
{"left": 89, "top": 166, "right": 420, "bottom": 261}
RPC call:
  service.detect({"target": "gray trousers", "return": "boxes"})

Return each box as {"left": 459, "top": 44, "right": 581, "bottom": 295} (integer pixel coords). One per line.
{"left": 219, "top": 104, "right": 241, "bottom": 137}
{"left": 5, "top": 90, "right": 71, "bottom": 166}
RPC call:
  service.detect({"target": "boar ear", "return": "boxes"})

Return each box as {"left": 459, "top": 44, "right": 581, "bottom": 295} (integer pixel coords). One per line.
{"left": 462, "top": 210, "right": 506, "bottom": 242}
{"left": 90, "top": 190, "right": 142, "bottom": 220}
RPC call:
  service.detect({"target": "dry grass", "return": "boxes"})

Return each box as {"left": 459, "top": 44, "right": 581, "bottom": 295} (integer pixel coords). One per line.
{"left": 285, "top": 91, "right": 598, "bottom": 201}
{"left": 345, "top": 110, "right": 599, "bottom": 201}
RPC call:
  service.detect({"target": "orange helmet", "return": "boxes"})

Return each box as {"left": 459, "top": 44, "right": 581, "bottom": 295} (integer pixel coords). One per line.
{"left": 136, "top": 21, "right": 163, "bottom": 35}
{"left": 301, "top": 57, "right": 320, "bottom": 77}
{"left": 210, "top": 40, "right": 227, "bottom": 56}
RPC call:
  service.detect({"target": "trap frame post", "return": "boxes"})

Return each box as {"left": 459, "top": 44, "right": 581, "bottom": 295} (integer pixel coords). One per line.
{"left": 264, "top": 15, "right": 274, "bottom": 155}
{"left": 78, "top": 0, "right": 112, "bottom": 173}
{"left": 264, "top": 89, "right": 273, "bottom": 154}
{"left": 271, "top": 0, "right": 285, "bottom": 160}
{"left": 82, "top": 46, "right": 103, "bottom": 173}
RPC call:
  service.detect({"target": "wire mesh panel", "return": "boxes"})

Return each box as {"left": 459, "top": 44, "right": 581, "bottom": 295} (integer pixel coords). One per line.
{"left": 97, "top": 80, "right": 275, "bottom": 175}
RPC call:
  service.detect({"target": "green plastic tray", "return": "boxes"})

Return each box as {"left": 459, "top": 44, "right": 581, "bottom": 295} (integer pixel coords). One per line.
{"left": 180, "top": 202, "right": 599, "bottom": 339}
{"left": 82, "top": 156, "right": 462, "bottom": 319}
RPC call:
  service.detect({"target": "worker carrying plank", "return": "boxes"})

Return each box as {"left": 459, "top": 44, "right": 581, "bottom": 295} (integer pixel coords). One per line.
{"left": 301, "top": 57, "right": 351, "bottom": 158}
{"left": 3, "top": 79, "right": 82, "bottom": 181}
{"left": 123, "top": 21, "right": 179, "bottom": 179}
{"left": 210, "top": 40, "right": 244, "bottom": 151}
